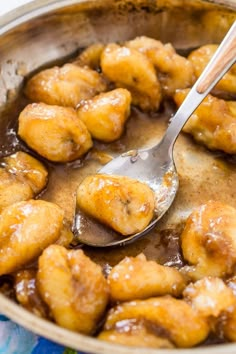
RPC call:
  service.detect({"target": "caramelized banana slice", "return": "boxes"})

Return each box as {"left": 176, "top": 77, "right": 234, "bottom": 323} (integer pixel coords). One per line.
{"left": 0, "top": 200, "right": 64, "bottom": 275}
{"left": 3, "top": 151, "right": 48, "bottom": 194}
{"left": 126, "top": 36, "right": 195, "bottom": 96}
{"left": 108, "top": 253, "right": 186, "bottom": 301}
{"left": 101, "top": 297, "right": 210, "bottom": 348}
{"left": 101, "top": 44, "right": 162, "bottom": 111}
{"left": 37, "top": 245, "right": 109, "bottom": 334}
{"left": 98, "top": 319, "right": 174, "bottom": 348}
{"left": 0, "top": 151, "right": 48, "bottom": 212}
{"left": 18, "top": 103, "right": 93, "bottom": 162}
{"left": 189, "top": 44, "right": 236, "bottom": 96}
{"left": 15, "top": 269, "right": 49, "bottom": 318}
{"left": 183, "top": 277, "right": 235, "bottom": 318}
{"left": 76, "top": 174, "right": 155, "bottom": 235}
{"left": 180, "top": 201, "right": 236, "bottom": 280}
{"left": 173, "top": 89, "right": 236, "bottom": 154}
{"left": 0, "top": 169, "right": 33, "bottom": 212}
{"left": 74, "top": 43, "right": 105, "bottom": 70}
{"left": 77, "top": 88, "right": 131, "bottom": 142}
{"left": 24, "top": 63, "right": 107, "bottom": 107}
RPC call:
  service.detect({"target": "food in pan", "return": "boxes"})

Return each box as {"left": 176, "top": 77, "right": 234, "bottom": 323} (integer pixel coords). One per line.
{"left": 108, "top": 253, "right": 186, "bottom": 301}
{"left": 77, "top": 88, "right": 131, "bottom": 142}
{"left": 125, "top": 36, "right": 195, "bottom": 96}
{"left": 180, "top": 201, "right": 236, "bottom": 280}
{"left": 74, "top": 43, "right": 105, "bottom": 70}
{"left": 0, "top": 151, "right": 48, "bottom": 211}
{"left": 24, "top": 63, "right": 107, "bottom": 108}
{"left": 98, "top": 296, "right": 210, "bottom": 348}
{"left": 76, "top": 174, "right": 155, "bottom": 235}
{"left": 174, "top": 89, "right": 236, "bottom": 154}
{"left": 188, "top": 44, "right": 236, "bottom": 96}
{"left": 99, "top": 320, "right": 175, "bottom": 349}
{"left": 101, "top": 43, "right": 162, "bottom": 111}
{"left": 18, "top": 103, "right": 93, "bottom": 162}
{"left": 0, "top": 199, "right": 64, "bottom": 275}
{"left": 0, "top": 34, "right": 236, "bottom": 350}
{"left": 37, "top": 245, "right": 109, "bottom": 334}
{"left": 183, "top": 277, "right": 235, "bottom": 318}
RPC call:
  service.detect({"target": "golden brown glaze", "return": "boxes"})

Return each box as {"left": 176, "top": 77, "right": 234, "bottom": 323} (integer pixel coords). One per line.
{"left": 37, "top": 245, "right": 109, "bottom": 334}
{"left": 3, "top": 151, "right": 48, "bottom": 194}
{"left": 0, "top": 151, "right": 48, "bottom": 212}
{"left": 108, "top": 253, "right": 186, "bottom": 301}
{"left": 126, "top": 36, "right": 195, "bottom": 96}
{"left": 77, "top": 88, "right": 131, "bottom": 142}
{"left": 76, "top": 174, "right": 155, "bottom": 236}
{"left": 183, "top": 277, "right": 236, "bottom": 318}
{"left": 98, "top": 319, "right": 174, "bottom": 348}
{"left": 100, "top": 296, "right": 210, "bottom": 348}
{"left": 101, "top": 43, "right": 162, "bottom": 111}
{"left": 174, "top": 89, "right": 236, "bottom": 154}
{"left": 0, "top": 169, "right": 33, "bottom": 211}
{"left": 0, "top": 200, "right": 64, "bottom": 275}
{"left": 189, "top": 44, "right": 236, "bottom": 96}
{"left": 180, "top": 201, "right": 236, "bottom": 280}
{"left": 18, "top": 103, "right": 93, "bottom": 162}
{"left": 24, "top": 63, "right": 107, "bottom": 108}
{"left": 74, "top": 43, "right": 105, "bottom": 70}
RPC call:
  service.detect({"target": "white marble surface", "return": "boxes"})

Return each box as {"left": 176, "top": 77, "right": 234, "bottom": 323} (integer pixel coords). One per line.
{"left": 0, "top": 0, "right": 32, "bottom": 16}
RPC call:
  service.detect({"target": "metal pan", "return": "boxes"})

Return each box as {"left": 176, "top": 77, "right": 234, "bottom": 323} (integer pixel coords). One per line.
{"left": 0, "top": 0, "right": 236, "bottom": 353}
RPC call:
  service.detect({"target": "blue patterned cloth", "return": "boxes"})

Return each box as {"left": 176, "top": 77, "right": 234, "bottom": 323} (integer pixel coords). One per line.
{"left": 0, "top": 315, "right": 79, "bottom": 354}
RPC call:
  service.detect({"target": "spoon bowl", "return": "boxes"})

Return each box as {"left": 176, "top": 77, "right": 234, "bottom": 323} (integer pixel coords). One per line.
{"left": 74, "top": 146, "right": 178, "bottom": 247}
{"left": 74, "top": 21, "right": 236, "bottom": 247}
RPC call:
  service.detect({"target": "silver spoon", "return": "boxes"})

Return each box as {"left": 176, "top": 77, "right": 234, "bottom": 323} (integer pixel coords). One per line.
{"left": 74, "top": 21, "right": 236, "bottom": 247}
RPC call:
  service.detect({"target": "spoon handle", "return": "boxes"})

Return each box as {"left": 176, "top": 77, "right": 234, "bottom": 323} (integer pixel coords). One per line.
{"left": 160, "top": 20, "right": 236, "bottom": 153}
